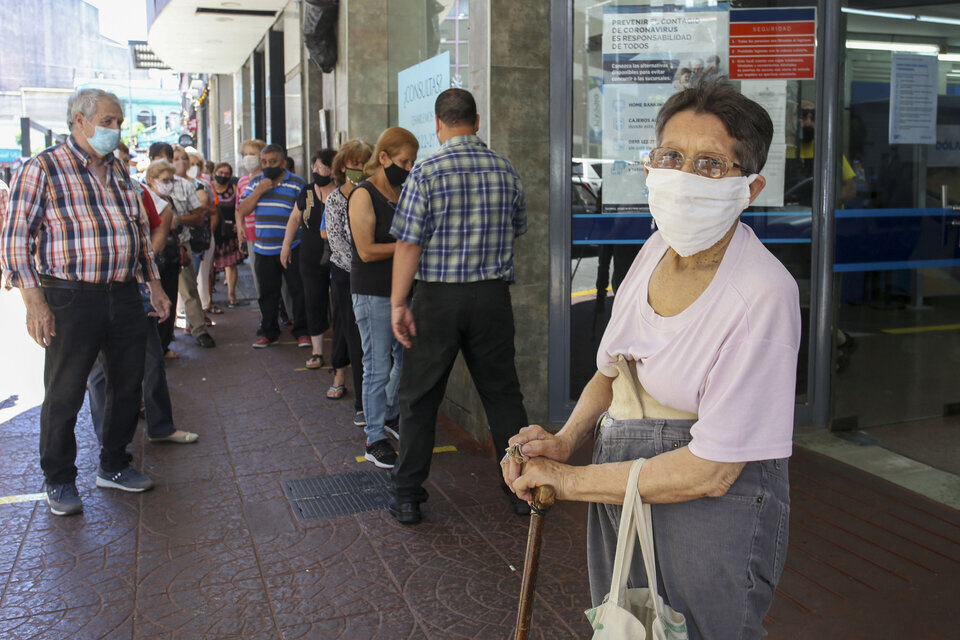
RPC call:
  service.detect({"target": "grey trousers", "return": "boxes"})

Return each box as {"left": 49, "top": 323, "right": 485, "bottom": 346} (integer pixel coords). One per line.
{"left": 587, "top": 415, "right": 790, "bottom": 640}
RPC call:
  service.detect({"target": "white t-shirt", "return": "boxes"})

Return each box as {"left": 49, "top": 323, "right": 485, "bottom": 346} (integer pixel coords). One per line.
{"left": 597, "top": 223, "right": 801, "bottom": 462}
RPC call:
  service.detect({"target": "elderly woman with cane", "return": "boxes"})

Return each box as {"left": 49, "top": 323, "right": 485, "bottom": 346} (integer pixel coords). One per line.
{"left": 502, "top": 80, "right": 800, "bottom": 639}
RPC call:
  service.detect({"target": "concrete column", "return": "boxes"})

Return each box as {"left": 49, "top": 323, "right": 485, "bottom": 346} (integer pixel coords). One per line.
{"left": 333, "top": 0, "right": 552, "bottom": 444}
{"left": 437, "top": 0, "right": 551, "bottom": 442}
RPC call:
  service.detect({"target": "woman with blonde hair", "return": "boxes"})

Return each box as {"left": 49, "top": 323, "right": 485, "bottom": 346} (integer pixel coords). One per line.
{"left": 322, "top": 140, "right": 372, "bottom": 411}
{"left": 348, "top": 127, "right": 418, "bottom": 469}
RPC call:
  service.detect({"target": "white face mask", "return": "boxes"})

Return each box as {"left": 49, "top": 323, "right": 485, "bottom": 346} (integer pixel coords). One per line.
{"left": 646, "top": 168, "right": 757, "bottom": 257}
{"left": 186, "top": 165, "right": 199, "bottom": 180}
{"left": 242, "top": 155, "right": 259, "bottom": 173}
{"left": 154, "top": 181, "right": 173, "bottom": 196}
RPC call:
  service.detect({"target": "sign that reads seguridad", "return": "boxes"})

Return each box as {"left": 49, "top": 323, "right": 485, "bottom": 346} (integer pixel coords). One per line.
{"left": 398, "top": 51, "right": 450, "bottom": 161}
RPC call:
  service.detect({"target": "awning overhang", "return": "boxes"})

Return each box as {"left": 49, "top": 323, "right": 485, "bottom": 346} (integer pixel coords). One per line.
{"left": 147, "top": 0, "right": 289, "bottom": 74}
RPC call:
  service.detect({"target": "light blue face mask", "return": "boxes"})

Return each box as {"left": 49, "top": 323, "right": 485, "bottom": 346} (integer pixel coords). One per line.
{"left": 85, "top": 124, "right": 121, "bottom": 157}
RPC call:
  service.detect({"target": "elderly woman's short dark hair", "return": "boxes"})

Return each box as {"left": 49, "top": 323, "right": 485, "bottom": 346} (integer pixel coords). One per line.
{"left": 655, "top": 79, "right": 773, "bottom": 175}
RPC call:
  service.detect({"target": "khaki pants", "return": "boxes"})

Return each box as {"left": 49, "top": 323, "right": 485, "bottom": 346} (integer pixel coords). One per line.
{"left": 178, "top": 247, "right": 208, "bottom": 338}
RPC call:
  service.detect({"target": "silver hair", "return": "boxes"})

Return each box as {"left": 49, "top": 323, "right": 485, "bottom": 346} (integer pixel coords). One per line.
{"left": 66, "top": 88, "right": 123, "bottom": 130}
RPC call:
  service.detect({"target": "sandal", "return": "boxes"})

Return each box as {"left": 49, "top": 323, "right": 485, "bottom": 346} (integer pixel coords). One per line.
{"left": 163, "top": 349, "right": 179, "bottom": 360}
{"left": 305, "top": 354, "right": 324, "bottom": 369}
{"left": 326, "top": 384, "right": 346, "bottom": 400}
{"left": 204, "top": 316, "right": 214, "bottom": 327}
{"left": 206, "top": 305, "right": 224, "bottom": 315}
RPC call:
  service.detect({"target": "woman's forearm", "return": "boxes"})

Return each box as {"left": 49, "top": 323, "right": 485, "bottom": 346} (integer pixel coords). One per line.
{"left": 282, "top": 209, "right": 302, "bottom": 250}
{"left": 357, "top": 242, "right": 396, "bottom": 263}
{"left": 566, "top": 447, "right": 746, "bottom": 505}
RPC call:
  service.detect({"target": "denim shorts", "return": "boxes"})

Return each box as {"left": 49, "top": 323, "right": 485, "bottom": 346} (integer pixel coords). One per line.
{"left": 586, "top": 414, "right": 790, "bottom": 640}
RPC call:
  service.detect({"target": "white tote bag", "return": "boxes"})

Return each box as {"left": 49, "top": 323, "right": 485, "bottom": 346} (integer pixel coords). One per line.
{"left": 585, "top": 458, "right": 688, "bottom": 640}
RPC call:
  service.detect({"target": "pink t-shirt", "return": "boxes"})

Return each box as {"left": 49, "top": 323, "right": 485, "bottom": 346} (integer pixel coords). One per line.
{"left": 597, "top": 223, "right": 801, "bottom": 463}
{"left": 236, "top": 174, "right": 255, "bottom": 240}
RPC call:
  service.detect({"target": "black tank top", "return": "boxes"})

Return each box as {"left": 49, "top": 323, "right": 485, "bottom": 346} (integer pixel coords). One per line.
{"left": 349, "top": 181, "right": 396, "bottom": 297}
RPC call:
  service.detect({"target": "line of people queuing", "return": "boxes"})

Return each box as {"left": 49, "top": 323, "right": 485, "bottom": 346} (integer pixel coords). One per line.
{"left": 232, "top": 90, "right": 533, "bottom": 525}
{"left": 0, "top": 86, "right": 532, "bottom": 522}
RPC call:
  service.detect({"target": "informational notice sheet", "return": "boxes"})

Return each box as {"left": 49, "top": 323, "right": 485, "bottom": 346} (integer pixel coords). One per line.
{"left": 398, "top": 52, "right": 450, "bottom": 160}
{"left": 740, "top": 80, "right": 787, "bottom": 207}
{"left": 888, "top": 53, "right": 938, "bottom": 145}
{"left": 601, "top": 3, "right": 729, "bottom": 208}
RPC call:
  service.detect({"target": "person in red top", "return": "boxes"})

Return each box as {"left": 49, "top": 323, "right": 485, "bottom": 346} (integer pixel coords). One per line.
{"left": 0, "top": 88, "right": 171, "bottom": 516}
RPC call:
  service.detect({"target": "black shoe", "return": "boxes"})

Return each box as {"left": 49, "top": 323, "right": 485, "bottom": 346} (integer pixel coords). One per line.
{"left": 353, "top": 410, "right": 366, "bottom": 427}
{"left": 388, "top": 496, "right": 422, "bottom": 525}
{"left": 508, "top": 492, "right": 531, "bottom": 516}
{"left": 364, "top": 439, "right": 397, "bottom": 469}
{"left": 195, "top": 333, "right": 216, "bottom": 348}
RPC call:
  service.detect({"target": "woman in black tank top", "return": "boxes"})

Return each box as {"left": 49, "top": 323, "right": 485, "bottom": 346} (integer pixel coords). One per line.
{"left": 347, "top": 126, "right": 419, "bottom": 470}
{"left": 281, "top": 149, "right": 337, "bottom": 369}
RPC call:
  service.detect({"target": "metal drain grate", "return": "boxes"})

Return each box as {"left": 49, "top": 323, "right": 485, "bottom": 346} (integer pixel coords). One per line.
{"left": 281, "top": 470, "right": 392, "bottom": 522}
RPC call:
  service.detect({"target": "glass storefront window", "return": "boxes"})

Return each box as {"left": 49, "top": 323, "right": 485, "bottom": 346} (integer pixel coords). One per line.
{"left": 831, "top": 4, "right": 960, "bottom": 428}
{"left": 569, "top": 0, "right": 818, "bottom": 404}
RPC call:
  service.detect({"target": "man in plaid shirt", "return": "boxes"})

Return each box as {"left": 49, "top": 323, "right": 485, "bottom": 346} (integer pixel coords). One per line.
{"left": 0, "top": 89, "right": 170, "bottom": 516}
{"left": 388, "top": 88, "right": 530, "bottom": 524}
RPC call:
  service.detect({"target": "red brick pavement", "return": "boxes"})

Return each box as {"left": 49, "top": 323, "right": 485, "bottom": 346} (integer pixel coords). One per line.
{"left": 0, "top": 302, "right": 957, "bottom": 638}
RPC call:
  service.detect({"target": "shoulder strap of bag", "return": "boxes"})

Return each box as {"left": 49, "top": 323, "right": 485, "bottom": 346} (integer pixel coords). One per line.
{"left": 607, "top": 457, "right": 646, "bottom": 606}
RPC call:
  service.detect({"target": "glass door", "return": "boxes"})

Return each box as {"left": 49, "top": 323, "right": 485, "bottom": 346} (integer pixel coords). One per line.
{"left": 832, "top": 4, "right": 960, "bottom": 427}
{"left": 565, "top": 0, "right": 819, "bottom": 411}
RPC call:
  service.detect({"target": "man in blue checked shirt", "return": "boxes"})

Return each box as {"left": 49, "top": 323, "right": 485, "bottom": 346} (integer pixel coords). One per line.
{"left": 388, "top": 88, "right": 530, "bottom": 524}
{"left": 236, "top": 144, "right": 309, "bottom": 348}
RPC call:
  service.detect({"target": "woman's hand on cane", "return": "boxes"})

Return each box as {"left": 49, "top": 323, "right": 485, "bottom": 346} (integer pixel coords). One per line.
{"left": 501, "top": 424, "right": 575, "bottom": 503}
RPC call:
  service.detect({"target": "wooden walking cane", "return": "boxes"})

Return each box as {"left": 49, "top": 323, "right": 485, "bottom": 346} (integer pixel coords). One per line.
{"left": 509, "top": 444, "right": 557, "bottom": 640}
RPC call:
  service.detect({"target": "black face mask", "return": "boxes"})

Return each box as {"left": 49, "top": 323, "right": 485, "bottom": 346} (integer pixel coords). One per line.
{"left": 383, "top": 162, "right": 409, "bottom": 187}
{"left": 801, "top": 125, "right": 815, "bottom": 144}
{"left": 263, "top": 166, "right": 284, "bottom": 180}
{"left": 214, "top": 175, "right": 231, "bottom": 185}
{"left": 313, "top": 172, "right": 331, "bottom": 187}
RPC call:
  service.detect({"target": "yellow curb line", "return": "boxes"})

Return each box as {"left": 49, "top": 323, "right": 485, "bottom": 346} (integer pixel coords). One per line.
{"left": 355, "top": 445, "right": 456, "bottom": 463}
{"left": 0, "top": 492, "right": 46, "bottom": 505}
{"left": 571, "top": 286, "right": 612, "bottom": 299}
{"left": 882, "top": 323, "right": 960, "bottom": 335}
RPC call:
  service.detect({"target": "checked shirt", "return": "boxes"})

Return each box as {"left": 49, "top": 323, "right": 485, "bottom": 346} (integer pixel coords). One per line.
{"left": 390, "top": 135, "right": 526, "bottom": 283}
{"left": 1, "top": 136, "right": 158, "bottom": 289}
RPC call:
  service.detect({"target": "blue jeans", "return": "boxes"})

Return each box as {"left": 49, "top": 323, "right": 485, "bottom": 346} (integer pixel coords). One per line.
{"left": 352, "top": 293, "right": 402, "bottom": 444}
{"left": 587, "top": 415, "right": 790, "bottom": 640}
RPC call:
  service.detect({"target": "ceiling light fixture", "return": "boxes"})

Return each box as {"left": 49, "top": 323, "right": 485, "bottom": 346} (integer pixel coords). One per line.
{"left": 846, "top": 40, "right": 939, "bottom": 54}
{"left": 841, "top": 8, "right": 915, "bottom": 21}
{"left": 917, "top": 15, "right": 960, "bottom": 27}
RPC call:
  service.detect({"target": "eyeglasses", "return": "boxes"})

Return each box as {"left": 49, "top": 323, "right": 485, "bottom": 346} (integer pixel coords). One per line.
{"left": 645, "top": 147, "right": 748, "bottom": 179}
{"left": 800, "top": 108, "right": 815, "bottom": 121}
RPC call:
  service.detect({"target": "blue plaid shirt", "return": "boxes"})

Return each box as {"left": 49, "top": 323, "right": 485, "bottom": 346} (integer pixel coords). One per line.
{"left": 390, "top": 135, "right": 526, "bottom": 283}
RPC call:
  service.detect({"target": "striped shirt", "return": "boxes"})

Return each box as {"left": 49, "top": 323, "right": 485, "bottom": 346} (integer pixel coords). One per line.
{"left": 390, "top": 135, "right": 526, "bottom": 283}
{"left": 243, "top": 169, "right": 306, "bottom": 256}
{"left": 1, "top": 136, "right": 158, "bottom": 289}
